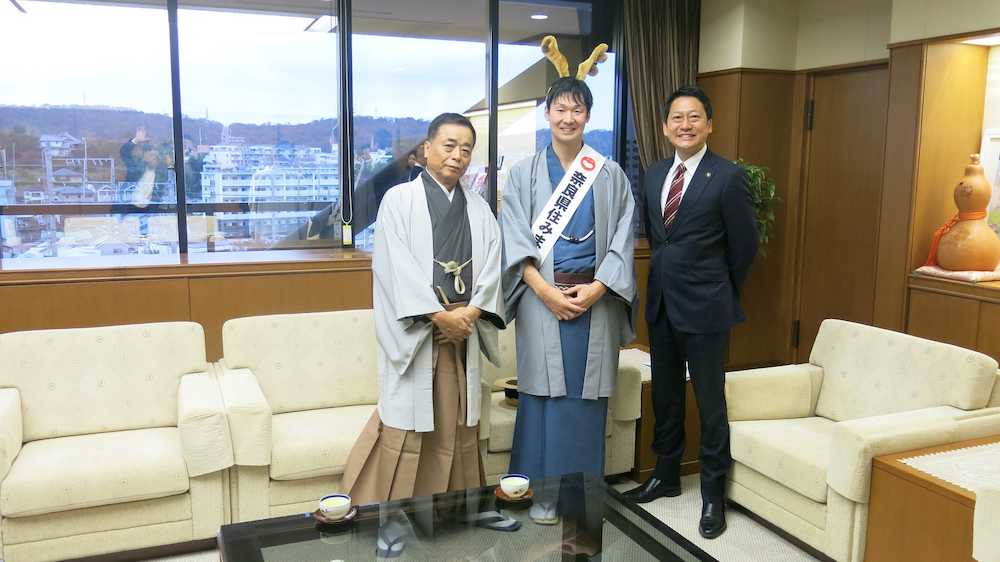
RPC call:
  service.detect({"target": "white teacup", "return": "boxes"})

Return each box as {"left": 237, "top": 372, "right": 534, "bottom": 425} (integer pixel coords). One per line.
{"left": 499, "top": 473, "right": 530, "bottom": 498}
{"left": 318, "top": 493, "right": 352, "bottom": 520}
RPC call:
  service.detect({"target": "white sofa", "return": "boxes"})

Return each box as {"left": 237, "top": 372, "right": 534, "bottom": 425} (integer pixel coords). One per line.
{"left": 217, "top": 310, "right": 380, "bottom": 522}
{"left": 478, "top": 321, "right": 642, "bottom": 483}
{"left": 0, "top": 323, "right": 233, "bottom": 562}
{"left": 725, "top": 319, "right": 1000, "bottom": 562}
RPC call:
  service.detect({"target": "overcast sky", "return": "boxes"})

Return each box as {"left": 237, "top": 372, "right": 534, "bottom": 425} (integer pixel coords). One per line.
{"left": 0, "top": 1, "right": 616, "bottom": 129}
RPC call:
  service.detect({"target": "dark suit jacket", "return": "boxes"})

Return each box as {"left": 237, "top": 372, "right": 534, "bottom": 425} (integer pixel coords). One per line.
{"left": 643, "top": 149, "right": 759, "bottom": 334}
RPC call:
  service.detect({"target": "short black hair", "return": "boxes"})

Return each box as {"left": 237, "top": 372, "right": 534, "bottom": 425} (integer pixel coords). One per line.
{"left": 427, "top": 113, "right": 476, "bottom": 146}
{"left": 545, "top": 77, "right": 594, "bottom": 114}
{"left": 663, "top": 85, "right": 713, "bottom": 121}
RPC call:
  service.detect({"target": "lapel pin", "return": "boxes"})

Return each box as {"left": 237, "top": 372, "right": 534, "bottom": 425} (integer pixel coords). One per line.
{"left": 706, "top": 172, "right": 712, "bottom": 178}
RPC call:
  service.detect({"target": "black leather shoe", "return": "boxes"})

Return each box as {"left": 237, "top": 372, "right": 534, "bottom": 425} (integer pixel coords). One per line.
{"left": 622, "top": 477, "right": 681, "bottom": 504}
{"left": 699, "top": 499, "right": 727, "bottom": 539}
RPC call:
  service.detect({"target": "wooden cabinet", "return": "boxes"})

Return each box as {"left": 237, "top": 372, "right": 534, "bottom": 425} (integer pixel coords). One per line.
{"left": 866, "top": 436, "right": 1000, "bottom": 562}
{"left": 906, "top": 275, "right": 1000, "bottom": 362}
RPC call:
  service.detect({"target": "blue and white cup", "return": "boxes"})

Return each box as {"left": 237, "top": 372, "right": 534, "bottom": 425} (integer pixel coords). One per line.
{"left": 318, "top": 493, "right": 352, "bottom": 520}
{"left": 499, "top": 473, "right": 530, "bottom": 498}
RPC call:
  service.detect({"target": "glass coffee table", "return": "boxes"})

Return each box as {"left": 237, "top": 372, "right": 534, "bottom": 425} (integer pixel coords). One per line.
{"left": 218, "top": 473, "right": 717, "bottom": 561}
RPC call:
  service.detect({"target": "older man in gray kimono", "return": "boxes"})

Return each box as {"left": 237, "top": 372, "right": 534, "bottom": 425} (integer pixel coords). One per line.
{"left": 501, "top": 77, "right": 636, "bottom": 524}
{"left": 342, "top": 113, "right": 505, "bottom": 510}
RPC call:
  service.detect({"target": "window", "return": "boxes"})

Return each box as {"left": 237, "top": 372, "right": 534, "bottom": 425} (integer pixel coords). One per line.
{"left": 496, "top": 1, "right": 618, "bottom": 209}
{"left": 348, "top": 0, "right": 488, "bottom": 249}
{"left": 177, "top": 3, "right": 341, "bottom": 252}
{"left": 0, "top": 0, "right": 627, "bottom": 264}
{"left": 0, "top": 0, "right": 178, "bottom": 259}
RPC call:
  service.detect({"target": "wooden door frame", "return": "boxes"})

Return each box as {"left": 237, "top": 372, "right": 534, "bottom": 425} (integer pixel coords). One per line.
{"left": 791, "top": 61, "right": 891, "bottom": 362}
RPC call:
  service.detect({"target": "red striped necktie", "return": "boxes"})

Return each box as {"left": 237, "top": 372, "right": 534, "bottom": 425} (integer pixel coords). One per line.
{"left": 662, "top": 163, "right": 686, "bottom": 229}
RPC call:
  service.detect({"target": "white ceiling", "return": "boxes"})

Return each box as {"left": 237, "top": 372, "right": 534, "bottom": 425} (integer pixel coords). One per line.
{"left": 24, "top": 0, "right": 589, "bottom": 42}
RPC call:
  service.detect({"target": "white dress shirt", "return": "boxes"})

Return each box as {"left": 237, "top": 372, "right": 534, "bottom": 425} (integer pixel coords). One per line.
{"left": 660, "top": 143, "right": 708, "bottom": 214}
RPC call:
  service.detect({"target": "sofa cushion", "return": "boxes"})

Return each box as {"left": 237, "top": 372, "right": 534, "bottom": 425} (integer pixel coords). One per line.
{"left": 0, "top": 428, "right": 189, "bottom": 518}
{"left": 223, "top": 311, "right": 379, "bottom": 415}
{"left": 270, "top": 405, "right": 375, "bottom": 481}
{"left": 730, "top": 416, "right": 835, "bottom": 503}
{"left": 730, "top": 462, "right": 827, "bottom": 529}
{"left": 0, "top": 323, "right": 207, "bottom": 441}
{"left": 2, "top": 493, "right": 191, "bottom": 545}
{"left": 811, "top": 319, "right": 998, "bottom": 421}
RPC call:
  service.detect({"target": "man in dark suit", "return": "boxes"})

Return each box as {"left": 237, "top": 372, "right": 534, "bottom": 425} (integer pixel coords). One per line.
{"left": 623, "top": 85, "right": 758, "bottom": 539}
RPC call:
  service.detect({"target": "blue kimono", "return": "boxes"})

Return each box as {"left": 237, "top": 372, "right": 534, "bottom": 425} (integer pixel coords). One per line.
{"left": 508, "top": 145, "right": 609, "bottom": 483}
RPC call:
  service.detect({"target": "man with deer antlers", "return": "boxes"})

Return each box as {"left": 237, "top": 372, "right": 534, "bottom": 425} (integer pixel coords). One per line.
{"left": 501, "top": 37, "right": 636, "bottom": 527}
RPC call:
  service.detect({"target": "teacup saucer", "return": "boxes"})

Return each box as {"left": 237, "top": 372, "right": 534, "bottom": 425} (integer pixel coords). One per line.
{"left": 495, "top": 486, "right": 533, "bottom": 509}
{"left": 313, "top": 505, "right": 358, "bottom": 530}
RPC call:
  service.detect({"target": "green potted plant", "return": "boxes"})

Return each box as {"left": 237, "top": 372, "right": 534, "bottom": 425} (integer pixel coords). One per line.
{"left": 736, "top": 159, "right": 779, "bottom": 257}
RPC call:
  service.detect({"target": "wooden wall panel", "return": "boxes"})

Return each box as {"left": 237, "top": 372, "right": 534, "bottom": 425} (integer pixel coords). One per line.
{"left": 729, "top": 72, "right": 796, "bottom": 368}
{"left": 190, "top": 270, "right": 373, "bottom": 360}
{"left": 796, "top": 65, "right": 890, "bottom": 361}
{"left": 696, "top": 72, "right": 741, "bottom": 160}
{"left": 910, "top": 44, "right": 989, "bottom": 270}
{"left": 874, "top": 45, "right": 924, "bottom": 331}
{"left": 906, "top": 289, "right": 980, "bottom": 350}
{"left": 0, "top": 279, "right": 190, "bottom": 334}
{"left": 977, "top": 302, "right": 1000, "bottom": 361}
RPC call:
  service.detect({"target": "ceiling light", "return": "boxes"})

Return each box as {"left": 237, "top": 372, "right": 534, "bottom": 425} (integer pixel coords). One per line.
{"left": 530, "top": 14, "right": 548, "bottom": 20}
{"left": 962, "top": 34, "right": 1000, "bottom": 46}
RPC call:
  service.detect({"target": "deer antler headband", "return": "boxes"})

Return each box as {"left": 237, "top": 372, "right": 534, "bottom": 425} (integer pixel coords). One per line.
{"left": 540, "top": 35, "right": 609, "bottom": 80}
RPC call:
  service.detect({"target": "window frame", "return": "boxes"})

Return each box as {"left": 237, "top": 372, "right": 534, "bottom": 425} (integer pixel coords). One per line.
{"left": 0, "top": 0, "right": 628, "bottom": 265}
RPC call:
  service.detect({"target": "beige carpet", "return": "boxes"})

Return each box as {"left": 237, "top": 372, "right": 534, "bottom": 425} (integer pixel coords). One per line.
{"left": 613, "top": 475, "right": 822, "bottom": 562}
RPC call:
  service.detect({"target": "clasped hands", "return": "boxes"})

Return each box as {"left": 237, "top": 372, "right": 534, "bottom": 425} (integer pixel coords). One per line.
{"left": 540, "top": 281, "right": 607, "bottom": 321}
{"left": 430, "top": 306, "right": 481, "bottom": 344}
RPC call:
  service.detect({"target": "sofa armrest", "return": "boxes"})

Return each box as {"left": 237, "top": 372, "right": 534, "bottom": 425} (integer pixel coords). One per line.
{"left": 178, "top": 371, "right": 235, "bottom": 477}
{"left": 952, "top": 407, "right": 1000, "bottom": 445}
{"left": 827, "top": 406, "right": 965, "bottom": 503}
{"left": 610, "top": 364, "right": 641, "bottom": 421}
{"left": 725, "top": 363, "right": 823, "bottom": 421}
{"left": 0, "top": 388, "right": 22, "bottom": 482}
{"left": 217, "top": 367, "right": 273, "bottom": 466}
{"left": 988, "top": 370, "right": 1000, "bottom": 408}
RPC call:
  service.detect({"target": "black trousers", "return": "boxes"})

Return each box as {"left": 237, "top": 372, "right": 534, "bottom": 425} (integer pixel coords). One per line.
{"left": 648, "top": 303, "right": 731, "bottom": 501}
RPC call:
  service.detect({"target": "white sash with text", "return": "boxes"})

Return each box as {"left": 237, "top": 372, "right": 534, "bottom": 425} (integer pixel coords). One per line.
{"left": 531, "top": 144, "right": 606, "bottom": 263}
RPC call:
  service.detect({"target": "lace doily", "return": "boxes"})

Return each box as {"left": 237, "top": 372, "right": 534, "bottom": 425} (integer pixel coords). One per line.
{"left": 900, "top": 442, "right": 1000, "bottom": 493}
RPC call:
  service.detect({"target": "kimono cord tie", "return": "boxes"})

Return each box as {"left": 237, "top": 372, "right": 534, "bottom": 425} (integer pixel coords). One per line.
{"left": 434, "top": 258, "right": 473, "bottom": 295}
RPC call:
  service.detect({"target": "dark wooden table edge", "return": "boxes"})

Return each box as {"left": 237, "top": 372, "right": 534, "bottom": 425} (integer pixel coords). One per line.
{"left": 60, "top": 537, "right": 217, "bottom": 562}
{"left": 606, "top": 485, "right": 719, "bottom": 562}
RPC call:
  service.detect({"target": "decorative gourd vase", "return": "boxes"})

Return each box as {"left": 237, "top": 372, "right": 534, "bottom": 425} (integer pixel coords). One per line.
{"left": 936, "top": 154, "right": 1000, "bottom": 271}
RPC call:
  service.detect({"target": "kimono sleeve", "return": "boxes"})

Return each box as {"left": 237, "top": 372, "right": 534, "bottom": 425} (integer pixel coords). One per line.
{"left": 373, "top": 189, "right": 443, "bottom": 323}
{"left": 499, "top": 159, "right": 542, "bottom": 323}
{"left": 594, "top": 164, "right": 637, "bottom": 304}
{"left": 468, "top": 209, "right": 506, "bottom": 331}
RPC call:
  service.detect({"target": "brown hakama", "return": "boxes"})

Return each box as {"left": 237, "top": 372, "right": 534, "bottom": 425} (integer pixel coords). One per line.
{"left": 341, "top": 334, "right": 484, "bottom": 505}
